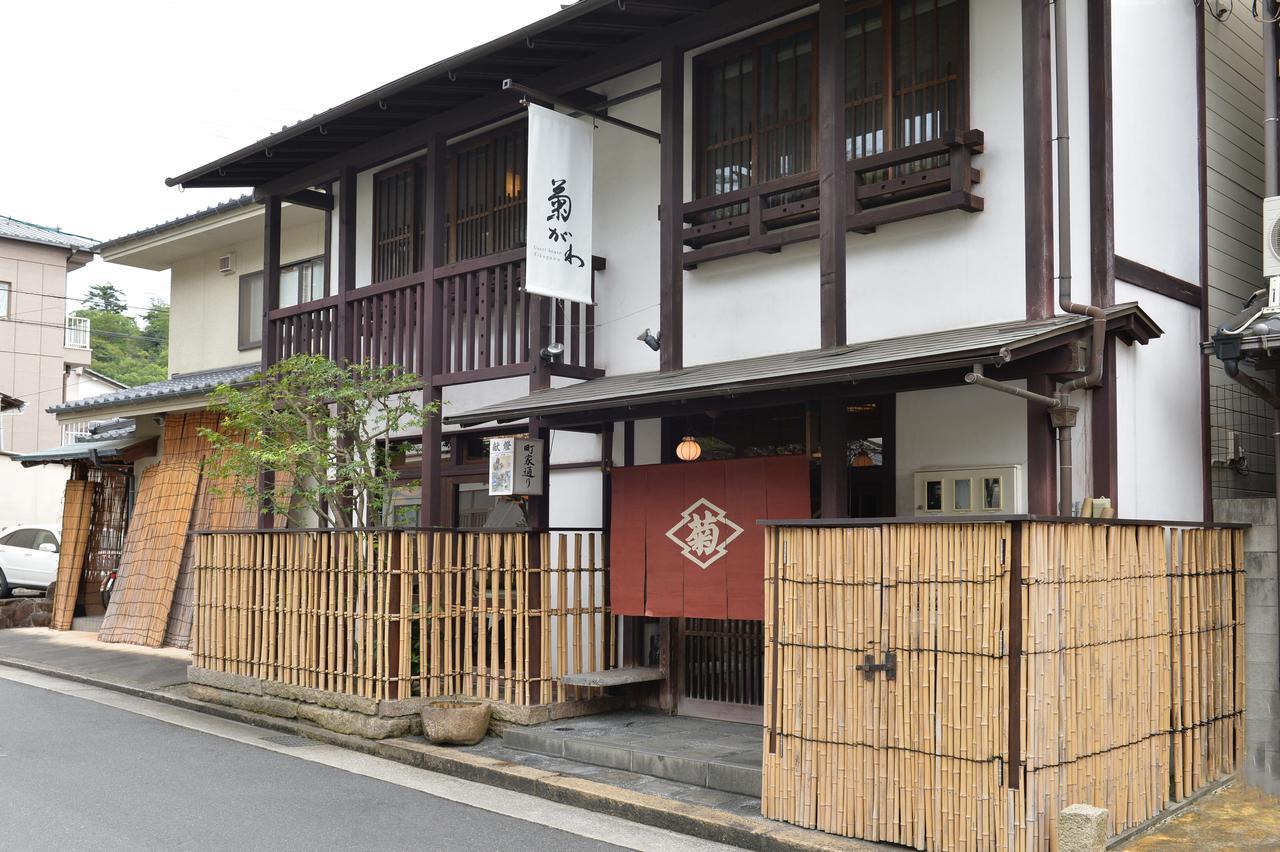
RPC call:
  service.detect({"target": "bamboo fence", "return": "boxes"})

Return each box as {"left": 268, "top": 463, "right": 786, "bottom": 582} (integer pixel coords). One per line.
{"left": 763, "top": 520, "right": 1243, "bottom": 852}
{"left": 49, "top": 478, "right": 95, "bottom": 630}
{"left": 191, "top": 528, "right": 613, "bottom": 705}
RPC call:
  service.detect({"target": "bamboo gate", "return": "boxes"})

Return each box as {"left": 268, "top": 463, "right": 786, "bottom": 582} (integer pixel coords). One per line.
{"left": 762, "top": 520, "right": 1244, "bottom": 851}
{"left": 191, "top": 529, "right": 613, "bottom": 705}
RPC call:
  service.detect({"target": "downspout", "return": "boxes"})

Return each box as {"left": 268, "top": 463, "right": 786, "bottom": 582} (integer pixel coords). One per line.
{"left": 965, "top": 0, "right": 1107, "bottom": 517}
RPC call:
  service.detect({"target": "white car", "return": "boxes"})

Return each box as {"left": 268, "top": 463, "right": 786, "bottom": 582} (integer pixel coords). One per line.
{"left": 0, "top": 525, "right": 60, "bottom": 597}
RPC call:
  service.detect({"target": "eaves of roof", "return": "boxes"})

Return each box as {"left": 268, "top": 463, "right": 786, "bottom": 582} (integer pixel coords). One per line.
{"left": 93, "top": 195, "right": 254, "bottom": 253}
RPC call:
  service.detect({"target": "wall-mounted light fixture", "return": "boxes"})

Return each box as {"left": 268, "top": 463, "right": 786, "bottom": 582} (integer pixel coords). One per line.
{"left": 539, "top": 342, "right": 565, "bottom": 365}
{"left": 637, "top": 328, "right": 660, "bottom": 351}
{"left": 675, "top": 435, "right": 701, "bottom": 462}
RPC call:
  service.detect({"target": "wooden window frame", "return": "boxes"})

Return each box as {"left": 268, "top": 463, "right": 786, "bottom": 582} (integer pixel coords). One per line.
{"left": 371, "top": 160, "right": 423, "bottom": 284}
{"left": 445, "top": 120, "right": 528, "bottom": 265}
{"left": 238, "top": 255, "right": 326, "bottom": 350}
{"left": 692, "top": 0, "right": 969, "bottom": 201}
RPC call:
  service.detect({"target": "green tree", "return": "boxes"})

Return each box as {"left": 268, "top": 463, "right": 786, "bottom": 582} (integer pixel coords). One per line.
{"left": 200, "top": 355, "right": 437, "bottom": 528}
{"left": 82, "top": 282, "right": 128, "bottom": 314}
{"left": 140, "top": 298, "right": 170, "bottom": 372}
{"left": 73, "top": 307, "right": 166, "bottom": 386}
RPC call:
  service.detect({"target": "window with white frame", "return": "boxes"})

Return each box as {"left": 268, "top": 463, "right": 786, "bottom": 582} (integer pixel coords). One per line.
{"left": 0, "top": 282, "right": 10, "bottom": 318}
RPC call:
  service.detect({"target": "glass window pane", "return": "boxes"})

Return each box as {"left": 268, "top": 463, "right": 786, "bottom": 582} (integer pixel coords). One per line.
{"left": 0, "top": 282, "right": 9, "bottom": 317}
{"left": 279, "top": 266, "right": 300, "bottom": 309}
{"left": 953, "top": 479, "right": 971, "bottom": 511}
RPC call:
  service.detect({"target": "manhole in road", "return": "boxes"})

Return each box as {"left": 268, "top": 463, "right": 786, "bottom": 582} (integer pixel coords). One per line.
{"left": 260, "top": 734, "right": 317, "bottom": 748}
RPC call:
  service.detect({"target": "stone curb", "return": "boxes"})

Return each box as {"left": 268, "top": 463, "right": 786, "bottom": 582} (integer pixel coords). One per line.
{"left": 0, "top": 656, "right": 873, "bottom": 852}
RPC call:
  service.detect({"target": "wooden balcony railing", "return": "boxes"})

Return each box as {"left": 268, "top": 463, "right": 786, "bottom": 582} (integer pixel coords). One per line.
{"left": 265, "top": 251, "right": 602, "bottom": 385}
{"left": 681, "top": 129, "right": 985, "bottom": 269}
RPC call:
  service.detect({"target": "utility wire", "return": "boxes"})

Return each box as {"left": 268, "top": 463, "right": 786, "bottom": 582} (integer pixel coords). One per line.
{"left": 0, "top": 316, "right": 166, "bottom": 344}
{"left": 1, "top": 285, "right": 168, "bottom": 313}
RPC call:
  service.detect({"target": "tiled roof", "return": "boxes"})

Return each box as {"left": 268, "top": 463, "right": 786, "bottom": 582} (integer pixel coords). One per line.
{"left": 448, "top": 304, "right": 1162, "bottom": 427}
{"left": 0, "top": 215, "right": 95, "bottom": 252}
{"left": 50, "top": 364, "right": 258, "bottom": 416}
{"left": 94, "top": 195, "right": 254, "bottom": 253}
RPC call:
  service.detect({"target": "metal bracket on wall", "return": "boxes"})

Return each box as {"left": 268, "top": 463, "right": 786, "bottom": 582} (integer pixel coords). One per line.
{"left": 856, "top": 650, "right": 897, "bottom": 681}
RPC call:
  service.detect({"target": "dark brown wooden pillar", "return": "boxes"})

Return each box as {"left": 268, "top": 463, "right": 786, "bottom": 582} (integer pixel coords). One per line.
{"left": 258, "top": 194, "right": 282, "bottom": 529}
{"left": 818, "top": 0, "right": 847, "bottom": 349}
{"left": 1087, "top": 0, "right": 1118, "bottom": 510}
{"left": 820, "top": 397, "right": 848, "bottom": 518}
{"left": 1022, "top": 0, "right": 1054, "bottom": 321}
{"left": 337, "top": 166, "right": 358, "bottom": 362}
{"left": 420, "top": 135, "right": 446, "bottom": 526}
{"left": 659, "top": 45, "right": 684, "bottom": 372}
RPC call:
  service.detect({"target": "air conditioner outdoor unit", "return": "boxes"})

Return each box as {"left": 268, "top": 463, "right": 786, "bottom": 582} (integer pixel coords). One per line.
{"left": 1264, "top": 196, "right": 1280, "bottom": 279}
{"left": 217, "top": 253, "right": 235, "bottom": 275}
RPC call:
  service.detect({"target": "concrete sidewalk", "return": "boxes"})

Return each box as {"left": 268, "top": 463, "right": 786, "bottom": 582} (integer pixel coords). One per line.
{"left": 1116, "top": 781, "right": 1280, "bottom": 850}
{"left": 0, "top": 627, "right": 191, "bottom": 690}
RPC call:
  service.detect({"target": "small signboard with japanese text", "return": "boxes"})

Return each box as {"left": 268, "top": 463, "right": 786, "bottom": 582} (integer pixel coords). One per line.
{"left": 525, "top": 103, "right": 593, "bottom": 304}
{"left": 488, "top": 436, "right": 545, "bottom": 496}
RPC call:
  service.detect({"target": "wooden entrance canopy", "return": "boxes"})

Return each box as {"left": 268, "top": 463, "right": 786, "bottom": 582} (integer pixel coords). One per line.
{"left": 446, "top": 304, "right": 1160, "bottom": 429}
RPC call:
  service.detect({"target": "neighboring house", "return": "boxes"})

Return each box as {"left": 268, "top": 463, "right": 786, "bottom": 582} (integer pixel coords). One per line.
{"left": 151, "top": 0, "right": 1230, "bottom": 733}
{"left": 0, "top": 215, "right": 97, "bottom": 526}
{"left": 46, "top": 196, "right": 325, "bottom": 523}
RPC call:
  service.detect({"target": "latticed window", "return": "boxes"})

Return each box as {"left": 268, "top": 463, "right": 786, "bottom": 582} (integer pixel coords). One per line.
{"left": 693, "top": 0, "right": 966, "bottom": 199}
{"left": 447, "top": 122, "right": 527, "bottom": 263}
{"left": 372, "top": 164, "right": 417, "bottom": 283}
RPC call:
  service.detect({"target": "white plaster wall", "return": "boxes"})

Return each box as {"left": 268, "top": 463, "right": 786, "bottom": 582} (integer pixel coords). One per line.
{"left": 548, "top": 467, "right": 604, "bottom": 529}
{"left": 591, "top": 65, "right": 665, "bottom": 376}
{"left": 168, "top": 222, "right": 324, "bottom": 376}
{"left": 1111, "top": 0, "right": 1200, "bottom": 282}
{"left": 895, "top": 384, "right": 1029, "bottom": 516}
{"left": 846, "top": 0, "right": 1029, "bottom": 342}
{"left": 0, "top": 456, "right": 68, "bottom": 528}
{"left": 439, "top": 376, "right": 529, "bottom": 432}
{"left": 1114, "top": 282, "right": 1204, "bottom": 521}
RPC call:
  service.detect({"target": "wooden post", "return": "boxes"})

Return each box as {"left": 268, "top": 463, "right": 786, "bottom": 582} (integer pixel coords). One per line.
{"left": 659, "top": 44, "right": 684, "bottom": 372}
{"left": 337, "top": 166, "right": 357, "bottom": 360}
{"left": 1008, "top": 521, "right": 1023, "bottom": 789}
{"left": 421, "top": 133, "right": 447, "bottom": 526}
{"left": 818, "top": 0, "right": 848, "bottom": 348}
{"left": 820, "top": 397, "right": 848, "bottom": 518}
{"left": 1022, "top": 0, "right": 1054, "bottom": 320}
{"left": 258, "top": 195, "right": 282, "bottom": 529}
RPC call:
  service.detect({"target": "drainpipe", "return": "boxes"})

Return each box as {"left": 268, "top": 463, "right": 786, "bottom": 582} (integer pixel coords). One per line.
{"left": 965, "top": 0, "right": 1106, "bottom": 517}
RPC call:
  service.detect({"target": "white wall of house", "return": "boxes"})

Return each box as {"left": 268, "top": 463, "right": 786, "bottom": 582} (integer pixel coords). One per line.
{"left": 167, "top": 221, "right": 324, "bottom": 376}
{"left": 1115, "top": 283, "right": 1205, "bottom": 521}
{"left": 0, "top": 456, "right": 68, "bottom": 528}
{"left": 894, "top": 384, "right": 1030, "bottom": 516}
{"left": 1111, "top": 0, "right": 1201, "bottom": 283}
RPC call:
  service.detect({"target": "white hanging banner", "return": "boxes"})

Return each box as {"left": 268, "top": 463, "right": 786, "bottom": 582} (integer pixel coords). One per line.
{"left": 525, "top": 103, "right": 593, "bottom": 304}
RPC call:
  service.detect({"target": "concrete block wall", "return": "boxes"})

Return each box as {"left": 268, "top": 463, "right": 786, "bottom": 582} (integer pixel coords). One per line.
{"left": 1215, "top": 498, "right": 1280, "bottom": 794}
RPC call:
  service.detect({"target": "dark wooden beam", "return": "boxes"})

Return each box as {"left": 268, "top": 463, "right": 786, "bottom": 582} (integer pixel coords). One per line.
{"left": 1091, "top": 338, "right": 1119, "bottom": 507}
{"left": 421, "top": 134, "right": 447, "bottom": 527}
{"left": 252, "top": 0, "right": 811, "bottom": 198}
{"left": 1087, "top": 0, "right": 1115, "bottom": 309}
{"left": 284, "top": 188, "right": 334, "bottom": 211}
{"left": 337, "top": 167, "right": 357, "bottom": 363}
{"left": 258, "top": 195, "right": 282, "bottom": 529}
{"left": 1023, "top": 0, "right": 1053, "bottom": 320}
{"left": 819, "top": 397, "right": 848, "bottom": 517}
{"left": 659, "top": 45, "right": 684, "bottom": 372}
{"left": 1114, "top": 255, "right": 1200, "bottom": 307}
{"left": 818, "top": 0, "right": 847, "bottom": 349}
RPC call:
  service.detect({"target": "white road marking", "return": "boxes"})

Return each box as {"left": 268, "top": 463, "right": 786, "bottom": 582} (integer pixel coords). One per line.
{"left": 0, "top": 665, "right": 738, "bottom": 852}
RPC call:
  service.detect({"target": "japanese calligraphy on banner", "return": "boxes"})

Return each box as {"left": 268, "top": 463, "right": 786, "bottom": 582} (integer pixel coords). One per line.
{"left": 488, "top": 437, "right": 545, "bottom": 496}
{"left": 609, "top": 457, "right": 811, "bottom": 621}
{"left": 525, "top": 103, "right": 594, "bottom": 304}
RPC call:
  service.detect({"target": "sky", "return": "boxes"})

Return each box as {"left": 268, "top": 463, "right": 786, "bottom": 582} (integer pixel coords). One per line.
{"left": 1, "top": 0, "right": 565, "bottom": 315}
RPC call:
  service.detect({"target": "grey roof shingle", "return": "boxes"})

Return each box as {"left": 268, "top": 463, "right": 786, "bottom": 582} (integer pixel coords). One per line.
{"left": 0, "top": 216, "right": 96, "bottom": 252}
{"left": 93, "top": 195, "right": 254, "bottom": 253}
{"left": 447, "top": 305, "right": 1160, "bottom": 426}
{"left": 50, "top": 364, "right": 258, "bottom": 416}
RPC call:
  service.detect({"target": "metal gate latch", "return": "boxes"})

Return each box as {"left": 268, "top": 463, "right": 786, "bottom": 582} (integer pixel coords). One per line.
{"left": 856, "top": 651, "right": 896, "bottom": 681}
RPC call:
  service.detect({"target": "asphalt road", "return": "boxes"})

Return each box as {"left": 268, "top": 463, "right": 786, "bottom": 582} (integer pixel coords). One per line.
{"left": 0, "top": 671, "right": 733, "bottom": 852}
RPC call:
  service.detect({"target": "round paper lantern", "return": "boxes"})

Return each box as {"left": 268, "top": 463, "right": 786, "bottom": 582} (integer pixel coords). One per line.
{"left": 676, "top": 436, "right": 702, "bottom": 462}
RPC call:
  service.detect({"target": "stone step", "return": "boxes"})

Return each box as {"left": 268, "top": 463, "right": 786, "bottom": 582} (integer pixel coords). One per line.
{"left": 502, "top": 725, "right": 761, "bottom": 797}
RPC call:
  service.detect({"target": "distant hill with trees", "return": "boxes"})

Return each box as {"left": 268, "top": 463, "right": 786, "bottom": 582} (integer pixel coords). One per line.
{"left": 73, "top": 282, "right": 168, "bottom": 386}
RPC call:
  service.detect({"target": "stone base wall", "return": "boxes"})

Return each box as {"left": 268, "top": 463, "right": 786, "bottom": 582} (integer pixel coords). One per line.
{"left": 0, "top": 598, "right": 52, "bottom": 630}
{"left": 1215, "top": 498, "right": 1280, "bottom": 794}
{"left": 186, "top": 667, "right": 623, "bottom": 740}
